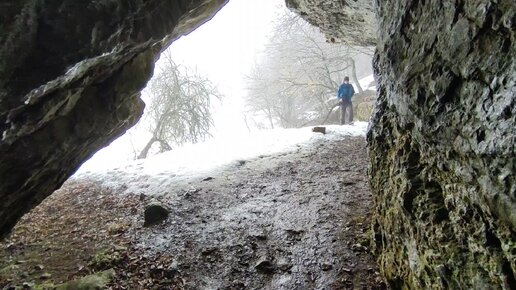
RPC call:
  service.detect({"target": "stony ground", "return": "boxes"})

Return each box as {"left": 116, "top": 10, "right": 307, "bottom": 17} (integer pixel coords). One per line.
{"left": 0, "top": 135, "right": 385, "bottom": 289}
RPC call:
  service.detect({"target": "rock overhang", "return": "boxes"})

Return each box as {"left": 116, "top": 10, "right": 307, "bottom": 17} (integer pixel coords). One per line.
{"left": 285, "top": 0, "right": 377, "bottom": 46}
{"left": 0, "top": 0, "right": 229, "bottom": 239}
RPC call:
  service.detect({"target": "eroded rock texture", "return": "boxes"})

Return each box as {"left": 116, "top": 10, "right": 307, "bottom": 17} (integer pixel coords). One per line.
{"left": 1, "top": 0, "right": 514, "bottom": 288}
{"left": 369, "top": 1, "right": 515, "bottom": 288}
{"left": 0, "top": 0, "right": 227, "bottom": 238}
{"left": 288, "top": 0, "right": 515, "bottom": 288}
{"left": 285, "top": 0, "right": 377, "bottom": 46}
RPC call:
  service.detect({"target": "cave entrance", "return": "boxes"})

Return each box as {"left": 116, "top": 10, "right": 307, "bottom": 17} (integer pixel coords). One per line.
{"left": 78, "top": 0, "right": 376, "bottom": 174}
{"left": 1, "top": 0, "right": 380, "bottom": 288}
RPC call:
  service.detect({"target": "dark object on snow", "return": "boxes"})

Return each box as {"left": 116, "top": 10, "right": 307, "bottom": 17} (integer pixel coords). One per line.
{"left": 202, "top": 176, "right": 214, "bottom": 181}
{"left": 144, "top": 201, "right": 170, "bottom": 226}
{"left": 312, "top": 126, "right": 326, "bottom": 134}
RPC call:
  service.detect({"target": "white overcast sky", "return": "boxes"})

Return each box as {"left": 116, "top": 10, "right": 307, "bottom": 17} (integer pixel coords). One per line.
{"left": 161, "top": 0, "right": 285, "bottom": 137}
{"left": 78, "top": 0, "right": 286, "bottom": 171}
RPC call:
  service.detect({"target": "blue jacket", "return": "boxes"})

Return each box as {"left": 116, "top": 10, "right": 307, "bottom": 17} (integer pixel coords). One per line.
{"left": 337, "top": 83, "right": 355, "bottom": 100}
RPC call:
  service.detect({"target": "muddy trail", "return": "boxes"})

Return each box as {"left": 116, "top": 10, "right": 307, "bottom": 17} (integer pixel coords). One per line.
{"left": 1, "top": 135, "right": 385, "bottom": 289}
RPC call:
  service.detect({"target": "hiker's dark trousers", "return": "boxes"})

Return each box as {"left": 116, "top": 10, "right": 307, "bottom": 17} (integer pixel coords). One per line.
{"left": 340, "top": 99, "right": 353, "bottom": 125}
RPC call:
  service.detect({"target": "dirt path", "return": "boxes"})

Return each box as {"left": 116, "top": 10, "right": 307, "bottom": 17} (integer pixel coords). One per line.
{"left": 1, "top": 135, "right": 385, "bottom": 289}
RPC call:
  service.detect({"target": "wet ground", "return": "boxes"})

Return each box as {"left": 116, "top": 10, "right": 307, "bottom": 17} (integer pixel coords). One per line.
{"left": 1, "top": 135, "right": 385, "bottom": 289}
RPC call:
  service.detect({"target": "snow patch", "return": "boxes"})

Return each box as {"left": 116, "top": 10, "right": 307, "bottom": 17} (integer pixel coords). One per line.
{"left": 357, "top": 74, "right": 376, "bottom": 91}
{"left": 74, "top": 122, "right": 368, "bottom": 196}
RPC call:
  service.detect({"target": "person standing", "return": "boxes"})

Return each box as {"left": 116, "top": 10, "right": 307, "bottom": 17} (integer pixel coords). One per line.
{"left": 337, "top": 76, "right": 355, "bottom": 125}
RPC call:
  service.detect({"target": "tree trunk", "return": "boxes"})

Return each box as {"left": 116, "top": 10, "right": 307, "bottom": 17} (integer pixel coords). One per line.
{"left": 158, "top": 140, "right": 172, "bottom": 153}
{"left": 138, "top": 137, "right": 156, "bottom": 159}
{"left": 268, "top": 112, "right": 275, "bottom": 129}
{"left": 320, "top": 102, "right": 340, "bottom": 125}
{"left": 347, "top": 58, "right": 363, "bottom": 93}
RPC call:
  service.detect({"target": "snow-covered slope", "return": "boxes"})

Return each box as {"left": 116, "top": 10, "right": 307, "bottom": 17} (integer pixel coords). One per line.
{"left": 74, "top": 123, "right": 368, "bottom": 195}
{"left": 357, "top": 74, "right": 376, "bottom": 91}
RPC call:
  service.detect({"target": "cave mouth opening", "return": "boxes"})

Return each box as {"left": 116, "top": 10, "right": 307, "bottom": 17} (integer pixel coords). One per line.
{"left": 0, "top": 0, "right": 378, "bottom": 242}
{"left": 2, "top": 0, "right": 515, "bottom": 288}
{"left": 0, "top": 0, "right": 383, "bottom": 287}
{"left": 76, "top": 0, "right": 376, "bottom": 177}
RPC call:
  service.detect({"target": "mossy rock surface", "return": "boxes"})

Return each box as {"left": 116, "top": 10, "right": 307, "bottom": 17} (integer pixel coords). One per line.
{"left": 56, "top": 269, "right": 115, "bottom": 290}
{"left": 355, "top": 101, "right": 375, "bottom": 121}
{"left": 368, "top": 0, "right": 516, "bottom": 288}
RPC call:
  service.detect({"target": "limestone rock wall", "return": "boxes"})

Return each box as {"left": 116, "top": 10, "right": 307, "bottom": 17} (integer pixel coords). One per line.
{"left": 285, "top": 0, "right": 377, "bottom": 46}
{"left": 0, "top": 0, "right": 228, "bottom": 238}
{"left": 287, "top": 0, "right": 515, "bottom": 288}
{"left": 369, "top": 0, "right": 515, "bottom": 288}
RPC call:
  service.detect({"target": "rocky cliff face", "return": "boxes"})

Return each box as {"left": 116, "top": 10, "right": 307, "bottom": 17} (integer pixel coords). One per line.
{"left": 0, "top": 0, "right": 228, "bottom": 238}
{"left": 285, "top": 0, "right": 376, "bottom": 46}
{"left": 369, "top": 1, "right": 515, "bottom": 288}
{"left": 288, "top": 0, "right": 515, "bottom": 288}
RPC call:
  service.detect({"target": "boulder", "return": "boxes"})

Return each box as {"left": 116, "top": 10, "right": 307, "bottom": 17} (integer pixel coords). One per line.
{"left": 144, "top": 201, "right": 170, "bottom": 227}
{"left": 355, "top": 101, "right": 375, "bottom": 121}
{"left": 312, "top": 126, "right": 326, "bottom": 134}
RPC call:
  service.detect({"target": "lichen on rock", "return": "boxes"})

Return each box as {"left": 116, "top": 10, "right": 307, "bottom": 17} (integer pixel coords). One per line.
{"left": 56, "top": 269, "right": 115, "bottom": 290}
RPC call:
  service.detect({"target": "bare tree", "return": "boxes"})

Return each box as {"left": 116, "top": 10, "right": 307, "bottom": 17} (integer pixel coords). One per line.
{"left": 346, "top": 57, "right": 363, "bottom": 93}
{"left": 245, "top": 10, "right": 371, "bottom": 128}
{"left": 138, "top": 51, "right": 220, "bottom": 159}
